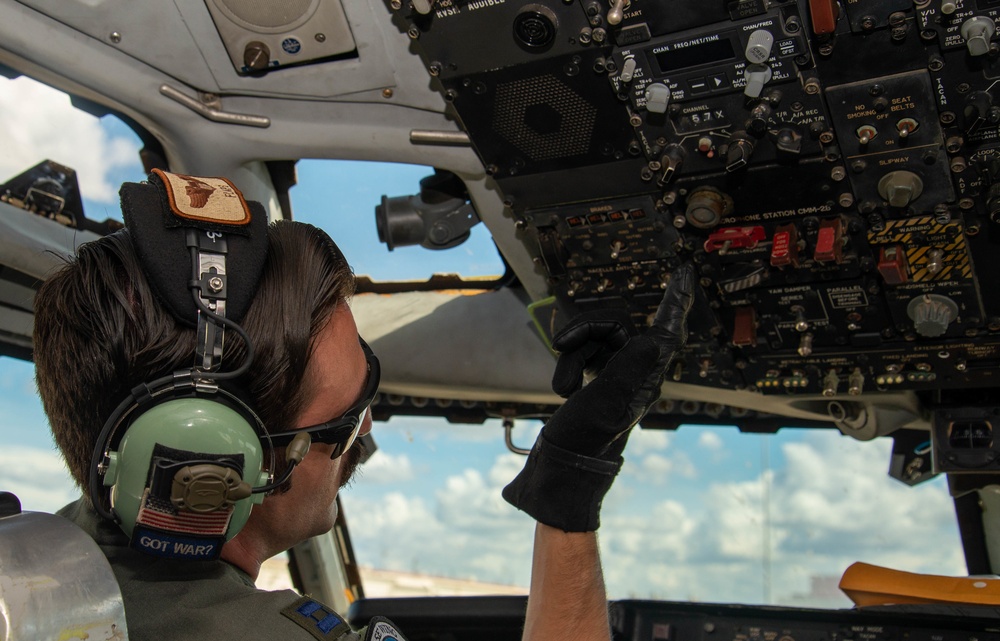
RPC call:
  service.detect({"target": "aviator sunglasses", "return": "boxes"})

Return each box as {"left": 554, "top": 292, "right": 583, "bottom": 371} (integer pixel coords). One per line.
{"left": 266, "top": 337, "right": 380, "bottom": 459}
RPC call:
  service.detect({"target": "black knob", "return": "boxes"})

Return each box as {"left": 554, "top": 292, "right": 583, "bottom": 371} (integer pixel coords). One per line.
{"left": 988, "top": 183, "right": 1000, "bottom": 222}
{"left": 658, "top": 144, "right": 686, "bottom": 184}
{"left": 746, "top": 103, "right": 772, "bottom": 138}
{"left": 775, "top": 126, "right": 803, "bottom": 156}
{"left": 726, "top": 133, "right": 755, "bottom": 172}
{"left": 963, "top": 91, "right": 994, "bottom": 136}
{"left": 244, "top": 41, "right": 271, "bottom": 72}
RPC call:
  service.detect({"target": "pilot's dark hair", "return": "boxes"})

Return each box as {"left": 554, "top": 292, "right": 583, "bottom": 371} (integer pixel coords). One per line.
{"left": 34, "top": 219, "right": 356, "bottom": 497}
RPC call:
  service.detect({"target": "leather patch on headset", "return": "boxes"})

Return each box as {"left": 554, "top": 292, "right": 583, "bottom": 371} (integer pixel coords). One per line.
{"left": 281, "top": 597, "right": 354, "bottom": 640}
{"left": 120, "top": 171, "right": 268, "bottom": 326}
{"left": 152, "top": 168, "right": 251, "bottom": 225}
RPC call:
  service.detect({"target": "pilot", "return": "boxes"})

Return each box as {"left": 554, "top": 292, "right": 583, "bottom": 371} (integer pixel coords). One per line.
{"left": 32, "top": 170, "right": 693, "bottom": 641}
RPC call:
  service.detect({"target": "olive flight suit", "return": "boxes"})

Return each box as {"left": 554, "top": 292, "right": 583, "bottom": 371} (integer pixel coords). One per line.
{"left": 59, "top": 499, "right": 405, "bottom": 641}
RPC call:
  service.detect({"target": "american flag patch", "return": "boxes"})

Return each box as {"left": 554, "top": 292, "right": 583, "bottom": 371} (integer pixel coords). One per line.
{"left": 135, "top": 489, "right": 233, "bottom": 536}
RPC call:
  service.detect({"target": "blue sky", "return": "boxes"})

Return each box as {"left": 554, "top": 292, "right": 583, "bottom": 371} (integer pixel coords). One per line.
{"left": 0, "top": 75, "right": 967, "bottom": 607}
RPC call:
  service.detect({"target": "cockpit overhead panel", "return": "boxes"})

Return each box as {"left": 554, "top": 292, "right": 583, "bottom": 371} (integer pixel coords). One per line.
{"left": 386, "top": 0, "right": 1000, "bottom": 423}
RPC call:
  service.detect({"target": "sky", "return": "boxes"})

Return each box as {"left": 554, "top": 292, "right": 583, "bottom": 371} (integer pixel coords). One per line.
{"left": 0, "top": 75, "right": 968, "bottom": 608}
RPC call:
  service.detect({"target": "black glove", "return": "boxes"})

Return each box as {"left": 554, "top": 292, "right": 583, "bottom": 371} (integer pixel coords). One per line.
{"left": 502, "top": 263, "right": 695, "bottom": 532}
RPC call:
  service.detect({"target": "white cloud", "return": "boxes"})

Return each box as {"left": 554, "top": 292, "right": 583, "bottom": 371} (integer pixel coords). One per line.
{"left": 341, "top": 429, "right": 965, "bottom": 607}
{"left": 698, "top": 431, "right": 724, "bottom": 451}
{"left": 636, "top": 452, "right": 696, "bottom": 483}
{"left": 626, "top": 429, "right": 671, "bottom": 455}
{"left": 0, "top": 76, "right": 140, "bottom": 203}
{"left": 356, "top": 451, "right": 415, "bottom": 484}
{"left": 343, "top": 452, "right": 535, "bottom": 587}
{"left": 0, "top": 445, "right": 78, "bottom": 513}
{"left": 602, "top": 433, "right": 962, "bottom": 605}
{"left": 675, "top": 434, "right": 965, "bottom": 604}
{"left": 487, "top": 452, "right": 527, "bottom": 487}
{"left": 771, "top": 436, "right": 962, "bottom": 571}
{"left": 687, "top": 472, "right": 779, "bottom": 562}
{"left": 435, "top": 458, "right": 531, "bottom": 531}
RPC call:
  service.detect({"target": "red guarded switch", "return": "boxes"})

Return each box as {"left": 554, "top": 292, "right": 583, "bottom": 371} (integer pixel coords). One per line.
{"left": 704, "top": 226, "right": 766, "bottom": 253}
{"left": 771, "top": 223, "right": 800, "bottom": 268}
{"left": 814, "top": 217, "right": 844, "bottom": 263}
{"left": 732, "top": 306, "right": 757, "bottom": 347}
{"left": 878, "top": 245, "right": 909, "bottom": 285}
{"left": 810, "top": 0, "right": 839, "bottom": 35}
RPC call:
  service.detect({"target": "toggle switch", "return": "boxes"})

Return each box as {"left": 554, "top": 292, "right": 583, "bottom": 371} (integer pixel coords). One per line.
{"left": 809, "top": 0, "right": 839, "bottom": 34}
{"left": 814, "top": 217, "right": 845, "bottom": 263}
{"left": 856, "top": 125, "right": 877, "bottom": 146}
{"left": 877, "top": 245, "right": 909, "bottom": 285}
{"left": 704, "top": 226, "right": 766, "bottom": 253}
{"left": 771, "top": 223, "right": 801, "bottom": 268}
{"left": 620, "top": 57, "right": 637, "bottom": 84}
{"left": 798, "top": 332, "right": 814, "bottom": 357}
{"left": 732, "top": 306, "right": 757, "bottom": 347}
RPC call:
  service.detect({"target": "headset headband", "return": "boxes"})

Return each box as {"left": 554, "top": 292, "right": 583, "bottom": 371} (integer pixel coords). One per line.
{"left": 120, "top": 169, "right": 268, "bottom": 329}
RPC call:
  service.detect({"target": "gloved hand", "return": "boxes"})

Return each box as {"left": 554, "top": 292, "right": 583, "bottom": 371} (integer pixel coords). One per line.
{"left": 502, "top": 263, "right": 695, "bottom": 531}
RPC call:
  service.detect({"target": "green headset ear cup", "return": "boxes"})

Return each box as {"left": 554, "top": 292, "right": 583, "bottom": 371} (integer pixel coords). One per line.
{"left": 108, "top": 398, "right": 265, "bottom": 541}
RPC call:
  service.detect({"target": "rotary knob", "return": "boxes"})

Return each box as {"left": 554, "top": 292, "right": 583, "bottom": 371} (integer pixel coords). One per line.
{"left": 745, "top": 29, "right": 774, "bottom": 64}
{"left": 963, "top": 91, "right": 998, "bottom": 135}
{"left": 961, "top": 16, "right": 996, "bottom": 57}
{"left": 877, "top": 170, "right": 924, "bottom": 208}
{"left": 907, "top": 294, "right": 959, "bottom": 338}
{"left": 658, "top": 144, "right": 686, "bottom": 184}
{"left": 747, "top": 102, "right": 772, "bottom": 137}
{"left": 725, "top": 134, "right": 756, "bottom": 172}
{"left": 988, "top": 182, "right": 1000, "bottom": 222}
{"left": 645, "top": 83, "right": 671, "bottom": 114}
{"left": 243, "top": 41, "right": 271, "bottom": 72}
{"left": 743, "top": 63, "right": 773, "bottom": 99}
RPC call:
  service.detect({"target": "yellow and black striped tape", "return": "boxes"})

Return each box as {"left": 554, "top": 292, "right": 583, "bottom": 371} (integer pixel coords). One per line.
{"left": 868, "top": 217, "right": 972, "bottom": 282}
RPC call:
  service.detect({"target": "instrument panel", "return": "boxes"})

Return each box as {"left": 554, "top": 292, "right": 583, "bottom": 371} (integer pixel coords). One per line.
{"left": 346, "top": 596, "right": 1000, "bottom": 641}
{"left": 388, "top": 0, "right": 1000, "bottom": 409}
{"left": 610, "top": 600, "right": 1000, "bottom": 641}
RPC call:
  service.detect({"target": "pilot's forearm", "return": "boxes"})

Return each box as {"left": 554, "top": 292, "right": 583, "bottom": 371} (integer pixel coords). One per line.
{"left": 522, "top": 523, "right": 610, "bottom": 641}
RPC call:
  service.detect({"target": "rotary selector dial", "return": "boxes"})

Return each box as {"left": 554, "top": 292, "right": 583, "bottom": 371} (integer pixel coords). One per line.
{"left": 745, "top": 29, "right": 774, "bottom": 64}
{"left": 907, "top": 294, "right": 959, "bottom": 338}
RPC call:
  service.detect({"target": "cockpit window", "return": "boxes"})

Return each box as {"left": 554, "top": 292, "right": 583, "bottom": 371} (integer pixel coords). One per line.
{"left": 341, "top": 421, "right": 964, "bottom": 606}
{"left": 0, "top": 73, "right": 144, "bottom": 504}
{"left": 0, "top": 71, "right": 968, "bottom": 609}
{"left": 0, "top": 75, "right": 144, "bottom": 222}
{"left": 0, "top": 357, "right": 76, "bottom": 510}
{"left": 291, "top": 159, "right": 506, "bottom": 283}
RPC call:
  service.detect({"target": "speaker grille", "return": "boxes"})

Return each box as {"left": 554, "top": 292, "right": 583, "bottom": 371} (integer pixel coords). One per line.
{"left": 492, "top": 75, "right": 597, "bottom": 162}
{"left": 216, "top": 0, "right": 315, "bottom": 29}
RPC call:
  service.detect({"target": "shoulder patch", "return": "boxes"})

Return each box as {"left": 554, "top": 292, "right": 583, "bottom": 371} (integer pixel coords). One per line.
{"left": 281, "top": 596, "right": 353, "bottom": 641}
{"left": 363, "top": 616, "right": 408, "bottom": 641}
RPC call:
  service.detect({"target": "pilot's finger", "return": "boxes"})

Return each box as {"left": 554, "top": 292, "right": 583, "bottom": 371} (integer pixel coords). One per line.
{"left": 545, "top": 335, "right": 661, "bottom": 456}
{"left": 551, "top": 309, "right": 632, "bottom": 353}
{"left": 647, "top": 263, "right": 695, "bottom": 353}
{"left": 551, "top": 310, "right": 633, "bottom": 397}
